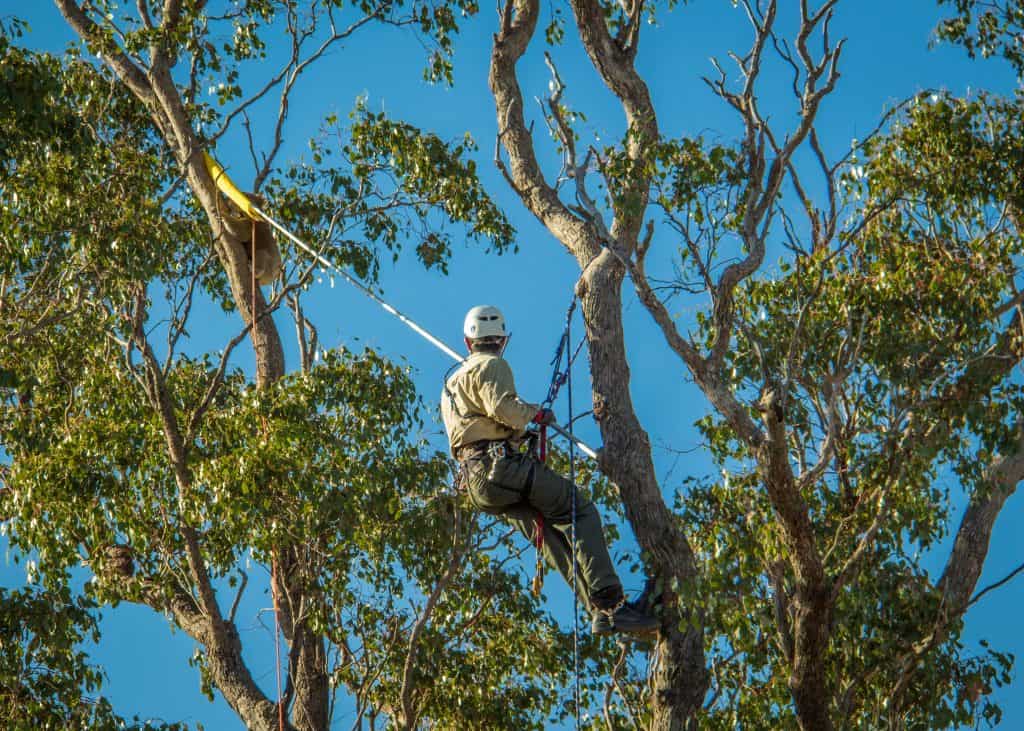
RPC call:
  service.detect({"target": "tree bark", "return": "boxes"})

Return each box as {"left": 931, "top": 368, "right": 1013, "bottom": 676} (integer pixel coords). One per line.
{"left": 757, "top": 389, "right": 833, "bottom": 731}
{"left": 939, "top": 425, "right": 1024, "bottom": 614}
{"left": 579, "top": 254, "right": 709, "bottom": 727}
{"left": 489, "top": 2, "right": 709, "bottom": 725}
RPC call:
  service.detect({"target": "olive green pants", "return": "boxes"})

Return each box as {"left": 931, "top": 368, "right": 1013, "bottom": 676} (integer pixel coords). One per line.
{"left": 462, "top": 452, "right": 620, "bottom": 610}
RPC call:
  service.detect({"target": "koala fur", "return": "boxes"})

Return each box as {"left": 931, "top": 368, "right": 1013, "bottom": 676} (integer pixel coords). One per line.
{"left": 222, "top": 192, "right": 282, "bottom": 286}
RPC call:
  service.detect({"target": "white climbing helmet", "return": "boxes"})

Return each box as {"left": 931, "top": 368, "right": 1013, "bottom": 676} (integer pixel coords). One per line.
{"left": 463, "top": 305, "right": 507, "bottom": 340}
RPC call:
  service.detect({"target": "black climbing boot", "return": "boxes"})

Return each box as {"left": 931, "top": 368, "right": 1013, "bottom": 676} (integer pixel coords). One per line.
{"left": 591, "top": 610, "right": 614, "bottom": 635}
{"left": 592, "top": 578, "right": 665, "bottom": 636}
{"left": 592, "top": 600, "right": 659, "bottom": 636}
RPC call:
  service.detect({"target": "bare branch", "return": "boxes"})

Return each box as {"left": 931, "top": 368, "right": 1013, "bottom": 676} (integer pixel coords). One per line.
{"left": 399, "top": 509, "right": 473, "bottom": 727}
{"left": 603, "top": 643, "right": 643, "bottom": 730}
{"left": 970, "top": 560, "right": 1024, "bottom": 607}
{"left": 706, "top": 0, "right": 844, "bottom": 369}
{"left": 164, "top": 249, "right": 217, "bottom": 375}
{"left": 542, "top": 51, "right": 578, "bottom": 182}
{"left": 489, "top": 0, "right": 593, "bottom": 263}
{"left": 229, "top": 569, "right": 249, "bottom": 623}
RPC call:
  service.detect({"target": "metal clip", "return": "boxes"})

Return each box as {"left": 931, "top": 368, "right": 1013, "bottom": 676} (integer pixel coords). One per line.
{"left": 450, "top": 467, "right": 466, "bottom": 494}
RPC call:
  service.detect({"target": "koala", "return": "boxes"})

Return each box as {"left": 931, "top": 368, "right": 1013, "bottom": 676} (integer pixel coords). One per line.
{"left": 222, "top": 192, "right": 282, "bottom": 286}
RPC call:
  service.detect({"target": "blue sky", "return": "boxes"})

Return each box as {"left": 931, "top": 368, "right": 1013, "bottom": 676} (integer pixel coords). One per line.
{"left": 4, "top": 0, "right": 1023, "bottom": 728}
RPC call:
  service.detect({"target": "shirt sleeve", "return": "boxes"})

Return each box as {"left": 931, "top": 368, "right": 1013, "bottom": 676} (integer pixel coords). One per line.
{"left": 474, "top": 357, "right": 539, "bottom": 432}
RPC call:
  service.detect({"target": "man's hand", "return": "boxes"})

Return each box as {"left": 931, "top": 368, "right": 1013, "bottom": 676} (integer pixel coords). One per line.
{"left": 533, "top": 408, "right": 556, "bottom": 426}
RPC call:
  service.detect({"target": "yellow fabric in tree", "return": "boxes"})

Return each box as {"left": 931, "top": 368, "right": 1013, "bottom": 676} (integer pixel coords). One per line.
{"left": 202, "top": 151, "right": 259, "bottom": 220}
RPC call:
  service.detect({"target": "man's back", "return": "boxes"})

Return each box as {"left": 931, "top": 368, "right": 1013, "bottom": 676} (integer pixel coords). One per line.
{"left": 441, "top": 352, "right": 537, "bottom": 454}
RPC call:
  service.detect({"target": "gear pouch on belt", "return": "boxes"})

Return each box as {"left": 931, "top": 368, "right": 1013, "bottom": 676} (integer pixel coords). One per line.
{"left": 486, "top": 454, "right": 533, "bottom": 493}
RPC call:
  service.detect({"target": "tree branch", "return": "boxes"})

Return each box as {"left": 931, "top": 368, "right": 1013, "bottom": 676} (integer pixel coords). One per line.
{"left": 938, "top": 422, "right": 1024, "bottom": 613}
{"left": 969, "top": 560, "right": 1024, "bottom": 607}
{"left": 126, "top": 283, "right": 281, "bottom": 730}
{"left": 53, "top": 1, "right": 162, "bottom": 117}
{"left": 489, "top": 0, "right": 595, "bottom": 263}
{"left": 399, "top": 508, "right": 472, "bottom": 728}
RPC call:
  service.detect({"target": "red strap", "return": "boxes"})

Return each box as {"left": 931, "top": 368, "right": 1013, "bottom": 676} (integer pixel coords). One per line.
{"left": 532, "top": 421, "right": 548, "bottom": 573}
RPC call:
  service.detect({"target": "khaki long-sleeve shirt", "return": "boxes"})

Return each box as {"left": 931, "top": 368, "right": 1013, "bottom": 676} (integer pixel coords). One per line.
{"left": 441, "top": 352, "right": 539, "bottom": 455}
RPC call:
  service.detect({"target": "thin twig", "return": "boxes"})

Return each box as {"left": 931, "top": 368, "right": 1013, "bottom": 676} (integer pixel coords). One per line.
{"left": 969, "top": 561, "right": 1024, "bottom": 607}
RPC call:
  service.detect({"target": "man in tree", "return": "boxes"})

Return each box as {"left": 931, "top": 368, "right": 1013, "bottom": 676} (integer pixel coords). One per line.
{"left": 442, "top": 305, "right": 658, "bottom": 636}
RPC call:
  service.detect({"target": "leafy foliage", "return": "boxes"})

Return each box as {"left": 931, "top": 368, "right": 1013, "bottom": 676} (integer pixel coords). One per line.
{"left": 0, "top": 12, "right": 630, "bottom": 729}
{"left": 266, "top": 102, "right": 514, "bottom": 281}
{"left": 937, "top": 0, "right": 1024, "bottom": 79}
{"left": 0, "top": 585, "right": 182, "bottom": 730}
{"left": 669, "top": 90, "right": 1023, "bottom": 728}
{"left": 12, "top": 1, "right": 1024, "bottom": 729}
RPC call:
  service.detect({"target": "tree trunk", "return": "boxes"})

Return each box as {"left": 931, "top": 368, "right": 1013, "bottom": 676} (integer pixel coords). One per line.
{"left": 789, "top": 584, "right": 833, "bottom": 731}
{"left": 488, "top": 0, "right": 709, "bottom": 723}
{"left": 579, "top": 252, "right": 709, "bottom": 727}
{"left": 756, "top": 390, "right": 834, "bottom": 731}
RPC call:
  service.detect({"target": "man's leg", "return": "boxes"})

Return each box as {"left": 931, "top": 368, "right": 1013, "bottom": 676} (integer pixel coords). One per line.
{"left": 464, "top": 454, "right": 657, "bottom": 635}
{"left": 520, "top": 461, "right": 658, "bottom": 635}
{"left": 519, "top": 460, "right": 622, "bottom": 606}
{"left": 464, "top": 454, "right": 618, "bottom": 603}
{"left": 499, "top": 503, "right": 594, "bottom": 608}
